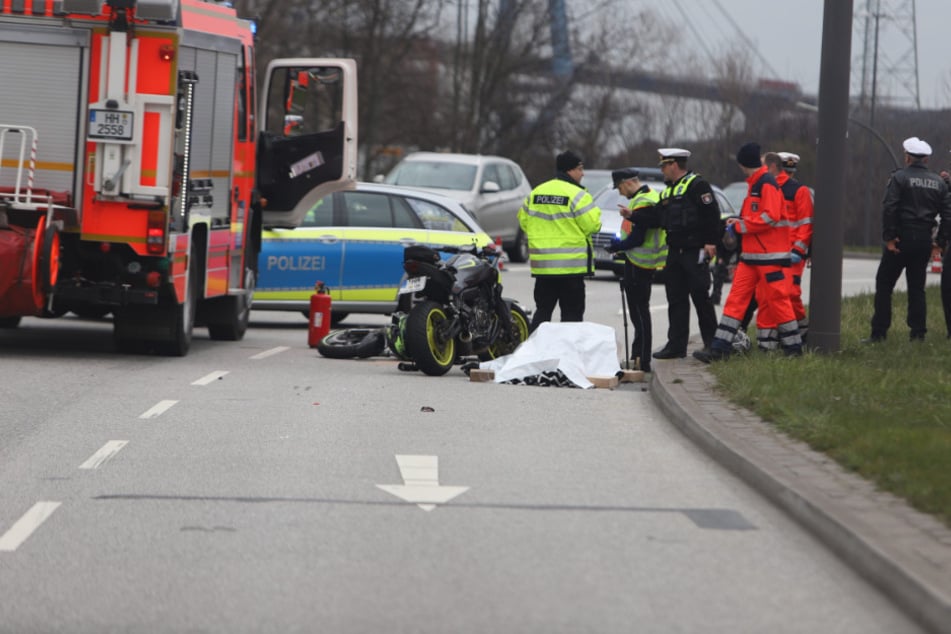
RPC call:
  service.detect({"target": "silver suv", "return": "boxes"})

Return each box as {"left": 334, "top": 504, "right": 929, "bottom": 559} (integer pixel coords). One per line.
{"left": 382, "top": 152, "right": 532, "bottom": 261}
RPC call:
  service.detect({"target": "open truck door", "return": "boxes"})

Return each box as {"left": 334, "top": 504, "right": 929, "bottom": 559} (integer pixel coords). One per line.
{"left": 258, "top": 58, "right": 358, "bottom": 229}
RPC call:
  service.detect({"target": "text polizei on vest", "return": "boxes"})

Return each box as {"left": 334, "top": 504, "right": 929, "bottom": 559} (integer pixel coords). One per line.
{"left": 908, "top": 177, "right": 941, "bottom": 190}
{"left": 533, "top": 194, "right": 569, "bottom": 205}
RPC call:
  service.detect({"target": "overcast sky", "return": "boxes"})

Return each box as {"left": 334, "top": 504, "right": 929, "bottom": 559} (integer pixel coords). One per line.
{"left": 592, "top": 0, "right": 951, "bottom": 110}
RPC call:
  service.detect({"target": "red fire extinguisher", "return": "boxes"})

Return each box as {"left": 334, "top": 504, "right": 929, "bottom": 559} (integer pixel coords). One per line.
{"left": 308, "top": 281, "right": 332, "bottom": 348}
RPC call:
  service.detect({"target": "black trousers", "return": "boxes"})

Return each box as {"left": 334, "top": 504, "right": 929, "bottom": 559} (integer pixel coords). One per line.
{"left": 530, "top": 276, "right": 586, "bottom": 332}
{"left": 664, "top": 247, "right": 718, "bottom": 352}
{"left": 871, "top": 241, "right": 931, "bottom": 339}
{"left": 621, "top": 261, "right": 655, "bottom": 367}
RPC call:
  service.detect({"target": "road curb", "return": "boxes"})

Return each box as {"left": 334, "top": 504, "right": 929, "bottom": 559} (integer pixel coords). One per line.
{"left": 650, "top": 357, "right": 951, "bottom": 634}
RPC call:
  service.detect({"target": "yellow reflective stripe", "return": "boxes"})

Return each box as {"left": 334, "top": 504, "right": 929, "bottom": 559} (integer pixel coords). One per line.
{"left": 82, "top": 233, "right": 146, "bottom": 244}
{"left": 0, "top": 158, "right": 74, "bottom": 172}
{"left": 530, "top": 246, "right": 587, "bottom": 255}
{"left": 531, "top": 259, "right": 585, "bottom": 269}
{"left": 522, "top": 207, "right": 590, "bottom": 221}
{"left": 190, "top": 170, "right": 232, "bottom": 179}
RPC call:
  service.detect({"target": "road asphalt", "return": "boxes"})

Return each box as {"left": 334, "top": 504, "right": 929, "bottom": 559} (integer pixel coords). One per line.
{"left": 649, "top": 346, "right": 951, "bottom": 634}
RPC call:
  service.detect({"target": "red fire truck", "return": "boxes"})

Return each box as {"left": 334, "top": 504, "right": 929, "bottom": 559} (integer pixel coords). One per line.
{"left": 0, "top": 0, "right": 358, "bottom": 355}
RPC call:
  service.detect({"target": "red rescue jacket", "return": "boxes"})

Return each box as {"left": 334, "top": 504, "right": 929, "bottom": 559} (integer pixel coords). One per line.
{"left": 734, "top": 166, "right": 791, "bottom": 266}
{"left": 776, "top": 171, "right": 814, "bottom": 258}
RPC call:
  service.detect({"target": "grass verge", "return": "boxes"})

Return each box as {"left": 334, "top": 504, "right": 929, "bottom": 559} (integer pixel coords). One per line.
{"left": 707, "top": 285, "right": 951, "bottom": 527}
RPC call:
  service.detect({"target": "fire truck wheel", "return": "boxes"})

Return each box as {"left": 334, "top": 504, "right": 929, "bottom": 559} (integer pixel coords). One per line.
{"left": 207, "top": 267, "right": 253, "bottom": 341}
{"left": 159, "top": 244, "right": 199, "bottom": 356}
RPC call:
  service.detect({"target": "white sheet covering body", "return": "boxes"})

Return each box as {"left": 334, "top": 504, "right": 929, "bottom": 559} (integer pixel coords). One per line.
{"left": 479, "top": 322, "right": 621, "bottom": 388}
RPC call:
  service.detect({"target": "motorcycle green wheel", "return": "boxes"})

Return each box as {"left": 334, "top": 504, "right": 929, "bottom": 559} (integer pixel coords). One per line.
{"left": 479, "top": 303, "right": 530, "bottom": 361}
{"left": 405, "top": 300, "right": 455, "bottom": 376}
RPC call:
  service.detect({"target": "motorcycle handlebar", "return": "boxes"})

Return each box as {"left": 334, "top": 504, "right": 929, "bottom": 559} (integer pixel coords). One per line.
{"left": 434, "top": 243, "right": 498, "bottom": 257}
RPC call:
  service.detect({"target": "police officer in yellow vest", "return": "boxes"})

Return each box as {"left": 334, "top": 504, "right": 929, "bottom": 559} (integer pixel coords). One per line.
{"left": 518, "top": 150, "right": 602, "bottom": 332}
{"left": 606, "top": 168, "right": 665, "bottom": 372}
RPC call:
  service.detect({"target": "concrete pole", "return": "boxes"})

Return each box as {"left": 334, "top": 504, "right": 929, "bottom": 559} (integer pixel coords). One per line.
{"left": 809, "top": 0, "right": 854, "bottom": 353}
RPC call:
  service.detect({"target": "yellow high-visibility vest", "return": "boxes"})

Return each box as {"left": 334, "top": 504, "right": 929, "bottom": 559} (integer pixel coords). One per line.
{"left": 620, "top": 188, "right": 666, "bottom": 269}
{"left": 518, "top": 178, "right": 602, "bottom": 276}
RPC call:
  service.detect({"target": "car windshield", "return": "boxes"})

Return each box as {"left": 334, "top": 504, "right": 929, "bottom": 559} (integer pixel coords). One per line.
{"left": 593, "top": 187, "right": 627, "bottom": 214}
{"left": 583, "top": 170, "right": 614, "bottom": 195}
{"left": 385, "top": 161, "right": 478, "bottom": 191}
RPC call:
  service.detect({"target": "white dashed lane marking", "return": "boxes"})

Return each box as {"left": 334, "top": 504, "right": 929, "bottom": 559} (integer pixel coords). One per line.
{"left": 250, "top": 346, "right": 290, "bottom": 360}
{"left": 79, "top": 441, "right": 128, "bottom": 470}
{"left": 139, "top": 400, "right": 178, "bottom": 419}
{"left": 0, "top": 502, "right": 61, "bottom": 552}
{"left": 191, "top": 370, "right": 229, "bottom": 386}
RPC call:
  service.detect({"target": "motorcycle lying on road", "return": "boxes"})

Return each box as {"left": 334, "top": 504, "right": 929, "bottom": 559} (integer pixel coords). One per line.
{"left": 386, "top": 243, "right": 530, "bottom": 376}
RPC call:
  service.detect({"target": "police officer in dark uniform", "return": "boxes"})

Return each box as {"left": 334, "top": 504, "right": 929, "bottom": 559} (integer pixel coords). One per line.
{"left": 633, "top": 148, "right": 721, "bottom": 359}
{"left": 867, "top": 136, "right": 951, "bottom": 342}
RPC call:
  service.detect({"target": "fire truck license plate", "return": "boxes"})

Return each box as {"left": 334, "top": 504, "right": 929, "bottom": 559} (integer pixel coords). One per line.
{"left": 88, "top": 109, "right": 134, "bottom": 141}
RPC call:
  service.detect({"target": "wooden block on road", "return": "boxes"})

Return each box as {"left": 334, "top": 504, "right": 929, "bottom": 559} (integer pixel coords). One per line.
{"left": 619, "top": 370, "right": 646, "bottom": 383}
{"left": 588, "top": 375, "right": 620, "bottom": 389}
{"left": 468, "top": 369, "right": 496, "bottom": 382}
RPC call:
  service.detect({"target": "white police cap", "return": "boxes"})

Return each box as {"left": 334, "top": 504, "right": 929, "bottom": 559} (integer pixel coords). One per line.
{"left": 902, "top": 136, "right": 932, "bottom": 157}
{"left": 658, "top": 147, "right": 690, "bottom": 164}
{"left": 778, "top": 152, "right": 800, "bottom": 169}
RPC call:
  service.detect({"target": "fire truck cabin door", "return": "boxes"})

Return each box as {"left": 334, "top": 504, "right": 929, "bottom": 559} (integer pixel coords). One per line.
{"left": 258, "top": 58, "right": 358, "bottom": 230}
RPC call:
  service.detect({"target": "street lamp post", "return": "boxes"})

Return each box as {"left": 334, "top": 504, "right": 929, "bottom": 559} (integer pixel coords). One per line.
{"left": 809, "top": 0, "right": 854, "bottom": 354}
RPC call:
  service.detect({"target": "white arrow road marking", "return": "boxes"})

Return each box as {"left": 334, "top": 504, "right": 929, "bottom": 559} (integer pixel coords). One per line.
{"left": 0, "top": 502, "right": 61, "bottom": 552}
{"left": 79, "top": 440, "right": 128, "bottom": 470}
{"left": 250, "top": 346, "right": 289, "bottom": 360}
{"left": 191, "top": 370, "right": 229, "bottom": 386}
{"left": 139, "top": 400, "right": 178, "bottom": 419}
{"left": 376, "top": 454, "right": 469, "bottom": 512}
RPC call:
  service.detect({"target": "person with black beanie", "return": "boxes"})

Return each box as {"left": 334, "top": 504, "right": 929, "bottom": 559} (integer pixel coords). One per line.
{"left": 517, "top": 151, "right": 602, "bottom": 331}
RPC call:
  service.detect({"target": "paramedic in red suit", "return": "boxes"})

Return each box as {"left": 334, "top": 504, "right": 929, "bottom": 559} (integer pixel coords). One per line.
{"left": 694, "top": 142, "right": 802, "bottom": 363}
{"left": 776, "top": 151, "right": 813, "bottom": 341}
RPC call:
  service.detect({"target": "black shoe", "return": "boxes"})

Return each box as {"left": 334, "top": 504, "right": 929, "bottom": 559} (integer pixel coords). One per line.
{"left": 861, "top": 335, "right": 885, "bottom": 344}
{"left": 653, "top": 347, "right": 686, "bottom": 360}
{"left": 693, "top": 347, "right": 731, "bottom": 364}
{"left": 910, "top": 334, "right": 925, "bottom": 342}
